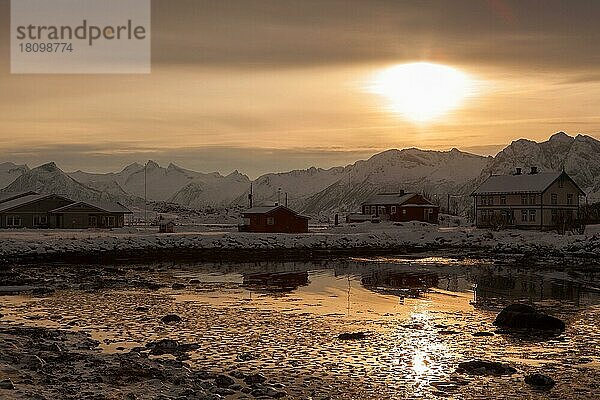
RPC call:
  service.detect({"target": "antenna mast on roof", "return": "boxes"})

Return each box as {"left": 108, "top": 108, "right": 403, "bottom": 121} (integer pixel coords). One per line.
{"left": 248, "top": 183, "right": 253, "bottom": 208}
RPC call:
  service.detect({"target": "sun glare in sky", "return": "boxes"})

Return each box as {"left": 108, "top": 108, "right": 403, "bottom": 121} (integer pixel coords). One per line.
{"left": 370, "top": 62, "right": 474, "bottom": 123}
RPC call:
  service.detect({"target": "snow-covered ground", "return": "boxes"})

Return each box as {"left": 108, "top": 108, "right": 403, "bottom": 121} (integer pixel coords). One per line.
{"left": 1, "top": 222, "right": 600, "bottom": 261}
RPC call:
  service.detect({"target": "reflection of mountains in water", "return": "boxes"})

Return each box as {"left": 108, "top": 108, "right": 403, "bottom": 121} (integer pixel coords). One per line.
{"left": 242, "top": 271, "right": 310, "bottom": 293}
{"left": 361, "top": 270, "right": 439, "bottom": 299}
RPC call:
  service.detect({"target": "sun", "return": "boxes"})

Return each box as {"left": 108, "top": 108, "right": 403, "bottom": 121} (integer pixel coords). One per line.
{"left": 369, "top": 62, "right": 473, "bottom": 123}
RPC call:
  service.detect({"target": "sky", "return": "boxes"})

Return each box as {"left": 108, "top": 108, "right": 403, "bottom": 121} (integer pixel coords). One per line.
{"left": 1, "top": 0, "right": 600, "bottom": 178}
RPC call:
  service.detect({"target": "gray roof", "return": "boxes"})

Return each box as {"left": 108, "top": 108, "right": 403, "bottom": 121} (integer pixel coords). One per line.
{"left": 362, "top": 193, "right": 416, "bottom": 206}
{"left": 50, "top": 200, "right": 132, "bottom": 214}
{"left": 0, "top": 194, "right": 51, "bottom": 212}
{"left": 244, "top": 205, "right": 281, "bottom": 214}
{"left": 472, "top": 171, "right": 576, "bottom": 195}
{"left": 0, "top": 191, "right": 38, "bottom": 204}
{"left": 243, "top": 205, "right": 310, "bottom": 219}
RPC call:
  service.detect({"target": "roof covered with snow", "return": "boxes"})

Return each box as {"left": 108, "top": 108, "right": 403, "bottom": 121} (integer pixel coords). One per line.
{"left": 50, "top": 200, "right": 132, "bottom": 214}
{"left": 0, "top": 194, "right": 51, "bottom": 212}
{"left": 243, "top": 205, "right": 309, "bottom": 219}
{"left": 362, "top": 193, "right": 416, "bottom": 205}
{"left": 0, "top": 191, "right": 38, "bottom": 204}
{"left": 472, "top": 172, "right": 568, "bottom": 195}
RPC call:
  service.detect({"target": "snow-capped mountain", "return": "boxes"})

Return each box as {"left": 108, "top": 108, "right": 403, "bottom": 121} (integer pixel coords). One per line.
{"left": 3, "top": 131, "right": 600, "bottom": 215}
{"left": 2, "top": 162, "right": 135, "bottom": 204}
{"left": 168, "top": 170, "right": 250, "bottom": 208}
{"left": 70, "top": 161, "right": 251, "bottom": 202}
{"left": 477, "top": 132, "right": 600, "bottom": 200}
{"left": 0, "top": 162, "right": 29, "bottom": 189}
{"left": 300, "top": 148, "right": 490, "bottom": 215}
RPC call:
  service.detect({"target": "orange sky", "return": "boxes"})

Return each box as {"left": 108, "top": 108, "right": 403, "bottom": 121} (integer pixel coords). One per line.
{"left": 1, "top": 0, "right": 599, "bottom": 177}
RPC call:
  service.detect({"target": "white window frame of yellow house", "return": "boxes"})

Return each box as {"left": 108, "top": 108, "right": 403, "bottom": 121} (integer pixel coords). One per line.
{"left": 521, "top": 210, "right": 527, "bottom": 222}
{"left": 529, "top": 209, "right": 536, "bottom": 222}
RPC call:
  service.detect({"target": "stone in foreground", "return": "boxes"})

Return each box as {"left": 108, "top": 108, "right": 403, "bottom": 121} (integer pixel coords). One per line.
{"left": 457, "top": 360, "right": 517, "bottom": 376}
{"left": 493, "top": 304, "right": 565, "bottom": 333}
{"left": 525, "top": 373, "right": 555, "bottom": 389}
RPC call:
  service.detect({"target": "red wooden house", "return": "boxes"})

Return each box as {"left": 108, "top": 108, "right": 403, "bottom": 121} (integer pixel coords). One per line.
{"left": 361, "top": 191, "right": 439, "bottom": 223}
{"left": 239, "top": 205, "right": 309, "bottom": 233}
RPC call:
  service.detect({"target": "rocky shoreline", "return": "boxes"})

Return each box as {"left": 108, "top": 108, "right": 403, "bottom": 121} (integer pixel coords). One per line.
{"left": 1, "top": 223, "right": 600, "bottom": 265}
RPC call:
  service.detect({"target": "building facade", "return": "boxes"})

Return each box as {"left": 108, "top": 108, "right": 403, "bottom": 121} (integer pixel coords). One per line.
{"left": 239, "top": 205, "right": 309, "bottom": 233}
{"left": 360, "top": 192, "right": 439, "bottom": 223}
{"left": 471, "top": 168, "right": 585, "bottom": 230}
{"left": 0, "top": 192, "right": 132, "bottom": 229}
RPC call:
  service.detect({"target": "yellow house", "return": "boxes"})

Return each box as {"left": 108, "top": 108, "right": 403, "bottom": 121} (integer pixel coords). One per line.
{"left": 471, "top": 167, "right": 585, "bottom": 230}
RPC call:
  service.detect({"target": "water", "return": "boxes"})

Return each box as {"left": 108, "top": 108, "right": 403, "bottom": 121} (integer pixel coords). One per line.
{"left": 1, "top": 256, "right": 599, "bottom": 399}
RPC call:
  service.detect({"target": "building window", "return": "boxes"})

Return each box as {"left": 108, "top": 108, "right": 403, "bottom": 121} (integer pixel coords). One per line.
{"left": 371, "top": 206, "right": 377, "bottom": 214}
{"left": 6, "top": 216, "right": 22, "bottom": 227}
{"left": 551, "top": 209, "right": 557, "bottom": 222}
{"left": 500, "top": 195, "right": 506, "bottom": 205}
{"left": 567, "top": 194, "right": 573, "bottom": 205}
{"left": 529, "top": 210, "right": 536, "bottom": 222}
{"left": 551, "top": 193, "right": 557, "bottom": 205}
{"left": 107, "top": 216, "right": 116, "bottom": 227}
{"left": 529, "top": 194, "right": 536, "bottom": 205}
{"left": 521, "top": 195, "right": 527, "bottom": 205}
{"left": 391, "top": 206, "right": 397, "bottom": 214}
{"left": 89, "top": 216, "right": 97, "bottom": 227}
{"left": 521, "top": 210, "right": 527, "bottom": 222}
{"left": 33, "top": 215, "right": 47, "bottom": 226}
{"left": 379, "top": 206, "right": 386, "bottom": 215}
{"left": 266, "top": 217, "right": 275, "bottom": 226}
{"left": 402, "top": 209, "right": 407, "bottom": 215}
{"left": 488, "top": 196, "right": 493, "bottom": 205}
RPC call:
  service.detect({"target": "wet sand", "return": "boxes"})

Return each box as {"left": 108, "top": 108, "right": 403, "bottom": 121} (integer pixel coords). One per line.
{"left": 0, "top": 257, "right": 599, "bottom": 399}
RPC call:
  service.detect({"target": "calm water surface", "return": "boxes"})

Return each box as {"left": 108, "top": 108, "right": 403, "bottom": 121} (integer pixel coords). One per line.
{"left": 1, "top": 256, "right": 599, "bottom": 399}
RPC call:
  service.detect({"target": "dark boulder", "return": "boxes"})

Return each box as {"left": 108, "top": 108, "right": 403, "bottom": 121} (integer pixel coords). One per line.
{"left": 244, "top": 373, "right": 267, "bottom": 386}
{"left": 457, "top": 360, "right": 517, "bottom": 376}
{"left": 161, "top": 314, "right": 182, "bottom": 324}
{"left": 338, "top": 332, "right": 366, "bottom": 340}
{"left": 493, "top": 304, "right": 564, "bottom": 333}
{"left": 214, "top": 374, "right": 235, "bottom": 387}
{"left": 525, "top": 373, "right": 555, "bottom": 389}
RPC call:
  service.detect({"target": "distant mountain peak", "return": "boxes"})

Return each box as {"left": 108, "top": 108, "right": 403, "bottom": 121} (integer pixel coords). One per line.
{"left": 548, "top": 131, "right": 572, "bottom": 142}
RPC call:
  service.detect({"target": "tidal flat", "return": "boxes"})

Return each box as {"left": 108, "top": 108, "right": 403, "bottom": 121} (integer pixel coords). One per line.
{"left": 0, "top": 256, "right": 599, "bottom": 399}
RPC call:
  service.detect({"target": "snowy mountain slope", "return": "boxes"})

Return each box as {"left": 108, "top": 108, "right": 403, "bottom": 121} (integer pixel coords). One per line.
{"left": 300, "top": 148, "right": 490, "bottom": 215}
{"left": 476, "top": 132, "right": 600, "bottom": 199}
{"left": 71, "top": 161, "right": 251, "bottom": 202}
{"left": 168, "top": 170, "right": 250, "bottom": 208}
{"left": 2, "top": 162, "right": 134, "bottom": 204}
{"left": 234, "top": 166, "right": 350, "bottom": 209}
{"left": 0, "top": 162, "right": 29, "bottom": 190}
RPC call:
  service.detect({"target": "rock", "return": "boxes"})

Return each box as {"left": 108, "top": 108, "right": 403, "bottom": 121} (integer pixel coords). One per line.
{"left": 189, "top": 279, "right": 201, "bottom": 284}
{"left": 337, "top": 332, "right": 366, "bottom": 340}
{"left": 0, "top": 379, "right": 15, "bottom": 390}
{"left": 244, "top": 373, "right": 266, "bottom": 386}
{"left": 145, "top": 339, "right": 179, "bottom": 355}
{"left": 0, "top": 313, "right": 3, "bottom": 318}
{"left": 161, "top": 314, "right": 182, "bottom": 324}
{"left": 135, "top": 306, "right": 149, "bottom": 312}
{"left": 493, "top": 304, "right": 565, "bottom": 333}
{"left": 172, "top": 283, "right": 185, "bottom": 290}
{"left": 214, "top": 374, "right": 235, "bottom": 387}
{"left": 525, "top": 373, "right": 555, "bottom": 389}
{"left": 472, "top": 331, "right": 494, "bottom": 337}
{"left": 457, "top": 360, "right": 517, "bottom": 376}
{"left": 236, "top": 351, "right": 258, "bottom": 362}
{"left": 211, "top": 387, "right": 236, "bottom": 395}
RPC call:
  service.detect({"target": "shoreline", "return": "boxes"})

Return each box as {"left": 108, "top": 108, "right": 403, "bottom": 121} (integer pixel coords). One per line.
{"left": 1, "top": 222, "right": 600, "bottom": 265}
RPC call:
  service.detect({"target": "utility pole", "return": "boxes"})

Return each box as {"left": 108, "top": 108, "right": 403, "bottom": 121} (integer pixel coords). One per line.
{"left": 144, "top": 161, "right": 147, "bottom": 228}
{"left": 447, "top": 193, "right": 451, "bottom": 215}
{"left": 277, "top": 187, "right": 281, "bottom": 205}
{"left": 285, "top": 192, "right": 288, "bottom": 207}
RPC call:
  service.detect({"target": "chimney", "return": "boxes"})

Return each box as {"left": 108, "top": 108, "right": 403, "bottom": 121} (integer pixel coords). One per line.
{"left": 248, "top": 183, "right": 253, "bottom": 208}
{"left": 515, "top": 167, "right": 522, "bottom": 175}
{"left": 400, "top": 189, "right": 405, "bottom": 196}
{"left": 530, "top": 166, "right": 538, "bottom": 175}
